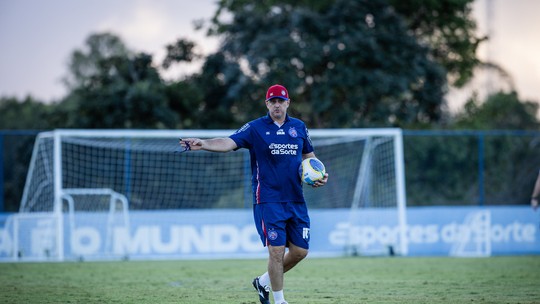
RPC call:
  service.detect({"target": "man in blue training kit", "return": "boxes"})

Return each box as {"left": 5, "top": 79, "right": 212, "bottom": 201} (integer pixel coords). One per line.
{"left": 179, "top": 84, "right": 329, "bottom": 304}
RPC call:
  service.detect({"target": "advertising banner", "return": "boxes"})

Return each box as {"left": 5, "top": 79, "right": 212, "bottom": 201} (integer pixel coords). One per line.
{"left": 1, "top": 206, "right": 539, "bottom": 261}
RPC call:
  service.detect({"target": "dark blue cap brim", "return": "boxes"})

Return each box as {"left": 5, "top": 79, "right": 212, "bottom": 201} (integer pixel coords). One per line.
{"left": 265, "top": 96, "right": 289, "bottom": 102}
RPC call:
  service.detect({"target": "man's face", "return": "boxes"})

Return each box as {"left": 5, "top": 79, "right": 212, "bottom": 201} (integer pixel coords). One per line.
{"left": 266, "top": 98, "right": 289, "bottom": 121}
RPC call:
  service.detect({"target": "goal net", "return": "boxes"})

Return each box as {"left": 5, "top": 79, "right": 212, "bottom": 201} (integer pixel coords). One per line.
{"left": 10, "top": 129, "right": 406, "bottom": 260}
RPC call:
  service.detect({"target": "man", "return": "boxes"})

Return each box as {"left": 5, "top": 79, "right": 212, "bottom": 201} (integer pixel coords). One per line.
{"left": 531, "top": 169, "right": 540, "bottom": 210}
{"left": 179, "top": 84, "right": 328, "bottom": 304}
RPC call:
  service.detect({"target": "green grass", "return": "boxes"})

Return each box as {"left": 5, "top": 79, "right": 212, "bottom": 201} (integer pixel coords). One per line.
{"left": 1, "top": 256, "right": 539, "bottom": 303}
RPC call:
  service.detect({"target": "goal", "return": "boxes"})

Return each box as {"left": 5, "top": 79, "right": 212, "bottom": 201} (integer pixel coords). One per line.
{"left": 10, "top": 128, "right": 407, "bottom": 260}
{"left": 310, "top": 129, "right": 407, "bottom": 256}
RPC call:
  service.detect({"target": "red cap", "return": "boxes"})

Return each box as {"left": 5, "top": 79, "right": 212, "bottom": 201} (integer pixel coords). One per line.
{"left": 265, "top": 84, "right": 289, "bottom": 101}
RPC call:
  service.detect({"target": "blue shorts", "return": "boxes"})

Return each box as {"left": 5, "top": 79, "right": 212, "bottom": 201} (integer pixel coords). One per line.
{"left": 253, "top": 202, "right": 310, "bottom": 249}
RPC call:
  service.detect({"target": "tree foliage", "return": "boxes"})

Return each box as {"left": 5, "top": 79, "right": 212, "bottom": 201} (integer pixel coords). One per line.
{"left": 454, "top": 91, "right": 539, "bottom": 130}
{"left": 389, "top": 0, "right": 484, "bottom": 87}
{"left": 406, "top": 91, "right": 539, "bottom": 207}
{"left": 62, "top": 33, "right": 178, "bottom": 129}
{"left": 405, "top": 131, "right": 540, "bottom": 206}
{"left": 208, "top": 0, "right": 447, "bottom": 128}
{"left": 162, "top": 39, "right": 201, "bottom": 69}
{"left": 0, "top": 96, "right": 52, "bottom": 129}
{"left": 0, "top": 1, "right": 490, "bottom": 130}
{"left": 64, "top": 33, "right": 130, "bottom": 90}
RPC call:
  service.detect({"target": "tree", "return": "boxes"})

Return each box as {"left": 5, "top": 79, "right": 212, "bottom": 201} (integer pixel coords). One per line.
{"left": 191, "top": 53, "right": 260, "bottom": 128}
{"left": 389, "top": 0, "right": 484, "bottom": 87}
{"left": 204, "top": 0, "right": 447, "bottom": 128}
{"left": 0, "top": 96, "right": 52, "bottom": 129}
{"left": 405, "top": 92, "right": 540, "bottom": 207}
{"left": 161, "top": 38, "right": 255, "bottom": 129}
{"left": 62, "top": 32, "right": 178, "bottom": 129}
{"left": 64, "top": 33, "right": 130, "bottom": 90}
{"left": 162, "top": 38, "right": 202, "bottom": 69}
{"left": 0, "top": 96, "right": 51, "bottom": 211}
{"left": 454, "top": 91, "right": 539, "bottom": 130}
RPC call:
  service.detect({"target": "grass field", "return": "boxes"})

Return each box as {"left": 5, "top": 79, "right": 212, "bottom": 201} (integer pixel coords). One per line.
{"left": 1, "top": 256, "right": 539, "bottom": 303}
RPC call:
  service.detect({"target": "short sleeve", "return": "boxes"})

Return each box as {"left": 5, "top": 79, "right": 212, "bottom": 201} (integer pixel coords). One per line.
{"left": 229, "top": 123, "right": 252, "bottom": 149}
{"left": 302, "top": 125, "right": 314, "bottom": 154}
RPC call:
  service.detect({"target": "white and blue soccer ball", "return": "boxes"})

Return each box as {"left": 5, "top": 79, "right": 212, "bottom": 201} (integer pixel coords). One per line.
{"left": 299, "top": 158, "right": 326, "bottom": 185}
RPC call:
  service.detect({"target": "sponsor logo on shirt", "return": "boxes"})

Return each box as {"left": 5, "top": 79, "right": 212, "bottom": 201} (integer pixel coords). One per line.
{"left": 234, "top": 123, "right": 250, "bottom": 134}
{"left": 269, "top": 143, "right": 298, "bottom": 155}
{"left": 277, "top": 129, "right": 285, "bottom": 135}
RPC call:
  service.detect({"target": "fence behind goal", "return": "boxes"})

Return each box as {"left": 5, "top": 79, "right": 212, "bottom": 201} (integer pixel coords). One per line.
{"left": 6, "top": 129, "right": 406, "bottom": 261}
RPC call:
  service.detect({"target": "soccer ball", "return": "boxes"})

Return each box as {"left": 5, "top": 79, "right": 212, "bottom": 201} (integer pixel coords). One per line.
{"left": 299, "top": 158, "right": 326, "bottom": 185}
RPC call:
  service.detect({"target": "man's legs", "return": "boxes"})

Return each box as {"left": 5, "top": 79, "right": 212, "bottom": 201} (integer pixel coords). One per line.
{"left": 253, "top": 202, "right": 309, "bottom": 303}
{"left": 267, "top": 243, "right": 308, "bottom": 303}
{"left": 267, "top": 245, "right": 286, "bottom": 291}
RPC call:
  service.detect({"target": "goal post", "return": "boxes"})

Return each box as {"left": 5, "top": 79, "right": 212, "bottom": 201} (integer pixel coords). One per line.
{"left": 12, "top": 128, "right": 407, "bottom": 260}
{"left": 307, "top": 129, "right": 407, "bottom": 256}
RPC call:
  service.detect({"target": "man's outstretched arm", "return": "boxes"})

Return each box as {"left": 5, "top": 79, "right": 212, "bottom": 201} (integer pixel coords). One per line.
{"left": 180, "top": 137, "right": 237, "bottom": 152}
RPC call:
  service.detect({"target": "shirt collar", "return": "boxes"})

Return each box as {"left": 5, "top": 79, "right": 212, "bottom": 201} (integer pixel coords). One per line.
{"left": 264, "top": 113, "right": 290, "bottom": 124}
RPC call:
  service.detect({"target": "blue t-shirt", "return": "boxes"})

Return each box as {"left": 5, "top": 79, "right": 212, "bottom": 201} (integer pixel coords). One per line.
{"left": 229, "top": 113, "right": 314, "bottom": 204}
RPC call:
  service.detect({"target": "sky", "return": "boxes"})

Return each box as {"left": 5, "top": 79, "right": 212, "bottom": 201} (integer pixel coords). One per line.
{"left": 0, "top": 0, "right": 539, "bottom": 114}
{"left": 0, "top": 0, "right": 220, "bottom": 102}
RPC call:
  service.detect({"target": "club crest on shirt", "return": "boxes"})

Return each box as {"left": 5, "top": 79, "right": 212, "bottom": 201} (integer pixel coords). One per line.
{"left": 288, "top": 127, "right": 298, "bottom": 138}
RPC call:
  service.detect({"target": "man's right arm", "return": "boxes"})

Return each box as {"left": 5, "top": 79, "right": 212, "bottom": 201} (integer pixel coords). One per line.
{"left": 179, "top": 137, "right": 237, "bottom": 152}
